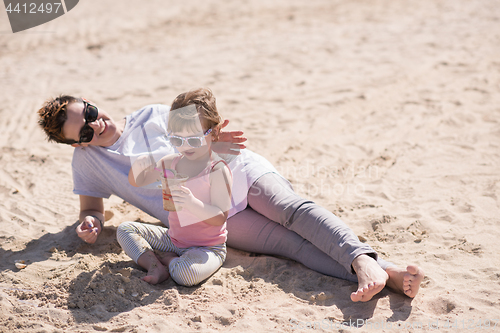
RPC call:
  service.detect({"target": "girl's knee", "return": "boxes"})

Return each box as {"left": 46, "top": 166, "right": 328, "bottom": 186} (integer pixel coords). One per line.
{"left": 171, "top": 274, "right": 197, "bottom": 287}
{"left": 116, "top": 221, "right": 138, "bottom": 243}
{"left": 169, "top": 264, "right": 199, "bottom": 286}
{"left": 169, "top": 257, "right": 215, "bottom": 287}
{"left": 117, "top": 221, "right": 135, "bottom": 232}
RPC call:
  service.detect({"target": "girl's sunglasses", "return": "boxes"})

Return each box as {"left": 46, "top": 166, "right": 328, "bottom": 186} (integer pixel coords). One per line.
{"left": 78, "top": 101, "right": 99, "bottom": 143}
{"left": 167, "top": 128, "right": 212, "bottom": 148}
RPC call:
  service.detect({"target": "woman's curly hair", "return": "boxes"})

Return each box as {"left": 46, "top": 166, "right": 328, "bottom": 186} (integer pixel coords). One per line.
{"left": 38, "top": 95, "right": 82, "bottom": 144}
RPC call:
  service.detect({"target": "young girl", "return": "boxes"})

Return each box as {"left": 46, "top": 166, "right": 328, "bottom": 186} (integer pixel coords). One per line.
{"left": 118, "top": 88, "right": 233, "bottom": 286}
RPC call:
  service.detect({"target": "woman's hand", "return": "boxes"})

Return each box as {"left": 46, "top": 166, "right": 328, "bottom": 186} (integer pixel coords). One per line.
{"left": 76, "top": 216, "right": 101, "bottom": 244}
{"left": 212, "top": 119, "right": 247, "bottom": 155}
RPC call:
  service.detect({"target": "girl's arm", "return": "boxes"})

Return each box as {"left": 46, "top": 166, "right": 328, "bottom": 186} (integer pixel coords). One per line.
{"left": 129, "top": 155, "right": 158, "bottom": 187}
{"left": 171, "top": 162, "right": 232, "bottom": 226}
{"left": 128, "top": 154, "right": 176, "bottom": 187}
{"left": 207, "top": 162, "right": 233, "bottom": 225}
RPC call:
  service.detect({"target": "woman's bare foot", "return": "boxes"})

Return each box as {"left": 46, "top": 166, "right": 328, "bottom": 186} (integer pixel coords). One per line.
{"left": 386, "top": 265, "right": 425, "bottom": 298}
{"left": 137, "top": 250, "right": 170, "bottom": 284}
{"left": 350, "top": 254, "right": 388, "bottom": 302}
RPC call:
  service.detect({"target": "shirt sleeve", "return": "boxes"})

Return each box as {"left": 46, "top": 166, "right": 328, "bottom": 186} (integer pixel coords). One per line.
{"left": 72, "top": 148, "right": 113, "bottom": 198}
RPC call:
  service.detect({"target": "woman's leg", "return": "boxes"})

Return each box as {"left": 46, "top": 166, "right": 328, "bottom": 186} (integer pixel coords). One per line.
{"left": 228, "top": 209, "right": 422, "bottom": 302}
{"left": 169, "top": 245, "right": 226, "bottom": 286}
{"left": 226, "top": 208, "right": 359, "bottom": 282}
{"left": 246, "top": 173, "right": 392, "bottom": 273}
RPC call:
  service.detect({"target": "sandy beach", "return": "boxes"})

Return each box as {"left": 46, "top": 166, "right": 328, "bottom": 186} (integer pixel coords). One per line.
{"left": 1, "top": 0, "right": 499, "bottom": 331}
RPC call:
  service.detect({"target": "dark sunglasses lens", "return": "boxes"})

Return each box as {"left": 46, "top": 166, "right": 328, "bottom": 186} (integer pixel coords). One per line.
{"left": 168, "top": 137, "right": 183, "bottom": 147}
{"left": 79, "top": 125, "right": 94, "bottom": 143}
{"left": 187, "top": 138, "right": 202, "bottom": 147}
{"left": 86, "top": 104, "right": 99, "bottom": 122}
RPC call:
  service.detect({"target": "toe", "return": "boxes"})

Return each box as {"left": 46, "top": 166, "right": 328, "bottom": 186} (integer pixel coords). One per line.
{"left": 407, "top": 265, "right": 419, "bottom": 275}
{"left": 351, "top": 291, "right": 361, "bottom": 302}
{"left": 142, "top": 276, "right": 152, "bottom": 283}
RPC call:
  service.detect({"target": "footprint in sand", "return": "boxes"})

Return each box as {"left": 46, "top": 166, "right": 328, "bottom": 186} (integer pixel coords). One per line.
{"left": 406, "top": 220, "right": 428, "bottom": 243}
{"left": 104, "top": 210, "right": 115, "bottom": 221}
{"left": 450, "top": 238, "right": 482, "bottom": 255}
{"left": 429, "top": 297, "right": 457, "bottom": 315}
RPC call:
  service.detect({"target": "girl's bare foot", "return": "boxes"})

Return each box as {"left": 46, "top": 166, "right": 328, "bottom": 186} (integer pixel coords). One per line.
{"left": 386, "top": 265, "right": 425, "bottom": 298}
{"left": 137, "top": 250, "right": 170, "bottom": 284}
{"left": 155, "top": 251, "right": 179, "bottom": 267}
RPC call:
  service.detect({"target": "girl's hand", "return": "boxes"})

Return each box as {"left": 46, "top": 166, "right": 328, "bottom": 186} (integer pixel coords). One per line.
{"left": 134, "top": 155, "right": 156, "bottom": 174}
{"left": 170, "top": 185, "right": 201, "bottom": 211}
{"left": 130, "top": 154, "right": 160, "bottom": 187}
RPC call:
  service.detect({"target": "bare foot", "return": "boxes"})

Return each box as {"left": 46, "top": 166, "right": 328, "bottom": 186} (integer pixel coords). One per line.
{"left": 350, "top": 254, "right": 388, "bottom": 302}
{"left": 386, "top": 265, "right": 424, "bottom": 298}
{"left": 155, "top": 251, "right": 179, "bottom": 267}
{"left": 137, "top": 251, "right": 170, "bottom": 284}
{"left": 142, "top": 261, "right": 170, "bottom": 284}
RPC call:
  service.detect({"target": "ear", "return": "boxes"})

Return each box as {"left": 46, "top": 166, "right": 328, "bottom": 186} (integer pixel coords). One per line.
{"left": 82, "top": 97, "right": 96, "bottom": 105}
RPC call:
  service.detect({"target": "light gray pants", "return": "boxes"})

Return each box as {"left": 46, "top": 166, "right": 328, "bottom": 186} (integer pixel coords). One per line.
{"left": 225, "top": 173, "right": 393, "bottom": 282}
{"left": 117, "top": 221, "right": 226, "bottom": 286}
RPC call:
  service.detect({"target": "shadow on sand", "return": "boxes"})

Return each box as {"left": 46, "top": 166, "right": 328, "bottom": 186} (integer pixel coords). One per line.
{"left": 222, "top": 248, "right": 414, "bottom": 328}
{"left": 0, "top": 220, "right": 413, "bottom": 327}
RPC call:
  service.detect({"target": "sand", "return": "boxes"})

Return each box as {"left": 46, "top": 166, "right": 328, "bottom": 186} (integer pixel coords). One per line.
{"left": 0, "top": 0, "right": 499, "bottom": 332}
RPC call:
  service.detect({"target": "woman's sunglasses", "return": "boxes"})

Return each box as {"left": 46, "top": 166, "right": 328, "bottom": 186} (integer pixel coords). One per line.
{"left": 78, "top": 101, "right": 99, "bottom": 143}
{"left": 167, "top": 128, "right": 212, "bottom": 148}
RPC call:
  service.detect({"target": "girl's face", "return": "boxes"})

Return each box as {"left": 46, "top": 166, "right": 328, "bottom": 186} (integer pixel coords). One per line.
{"left": 170, "top": 127, "right": 213, "bottom": 161}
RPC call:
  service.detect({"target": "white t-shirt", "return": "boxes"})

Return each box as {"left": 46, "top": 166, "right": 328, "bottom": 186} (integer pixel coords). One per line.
{"left": 72, "top": 104, "right": 279, "bottom": 225}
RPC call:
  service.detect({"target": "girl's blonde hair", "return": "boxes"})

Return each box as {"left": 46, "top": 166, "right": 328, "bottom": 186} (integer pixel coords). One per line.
{"left": 168, "top": 88, "right": 222, "bottom": 140}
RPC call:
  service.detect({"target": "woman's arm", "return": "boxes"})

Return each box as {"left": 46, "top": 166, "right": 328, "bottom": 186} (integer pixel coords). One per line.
{"left": 76, "top": 195, "right": 105, "bottom": 244}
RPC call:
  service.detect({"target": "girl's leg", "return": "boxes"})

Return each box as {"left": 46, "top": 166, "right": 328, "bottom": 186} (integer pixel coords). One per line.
{"left": 226, "top": 208, "right": 358, "bottom": 282}
{"left": 246, "top": 173, "right": 391, "bottom": 273}
{"left": 116, "top": 221, "right": 175, "bottom": 262}
{"left": 116, "top": 221, "right": 178, "bottom": 284}
{"left": 169, "top": 245, "right": 226, "bottom": 286}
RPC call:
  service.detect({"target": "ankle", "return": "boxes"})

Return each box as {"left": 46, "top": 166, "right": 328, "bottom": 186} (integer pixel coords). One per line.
{"left": 351, "top": 254, "right": 373, "bottom": 273}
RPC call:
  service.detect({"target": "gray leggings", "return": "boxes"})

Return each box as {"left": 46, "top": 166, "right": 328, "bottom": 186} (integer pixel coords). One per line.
{"left": 225, "top": 173, "right": 393, "bottom": 282}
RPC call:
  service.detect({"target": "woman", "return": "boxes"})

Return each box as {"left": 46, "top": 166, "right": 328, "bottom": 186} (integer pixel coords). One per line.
{"left": 37, "top": 94, "right": 423, "bottom": 301}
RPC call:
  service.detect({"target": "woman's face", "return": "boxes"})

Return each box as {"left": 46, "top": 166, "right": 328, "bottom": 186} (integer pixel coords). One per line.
{"left": 63, "top": 101, "right": 122, "bottom": 147}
